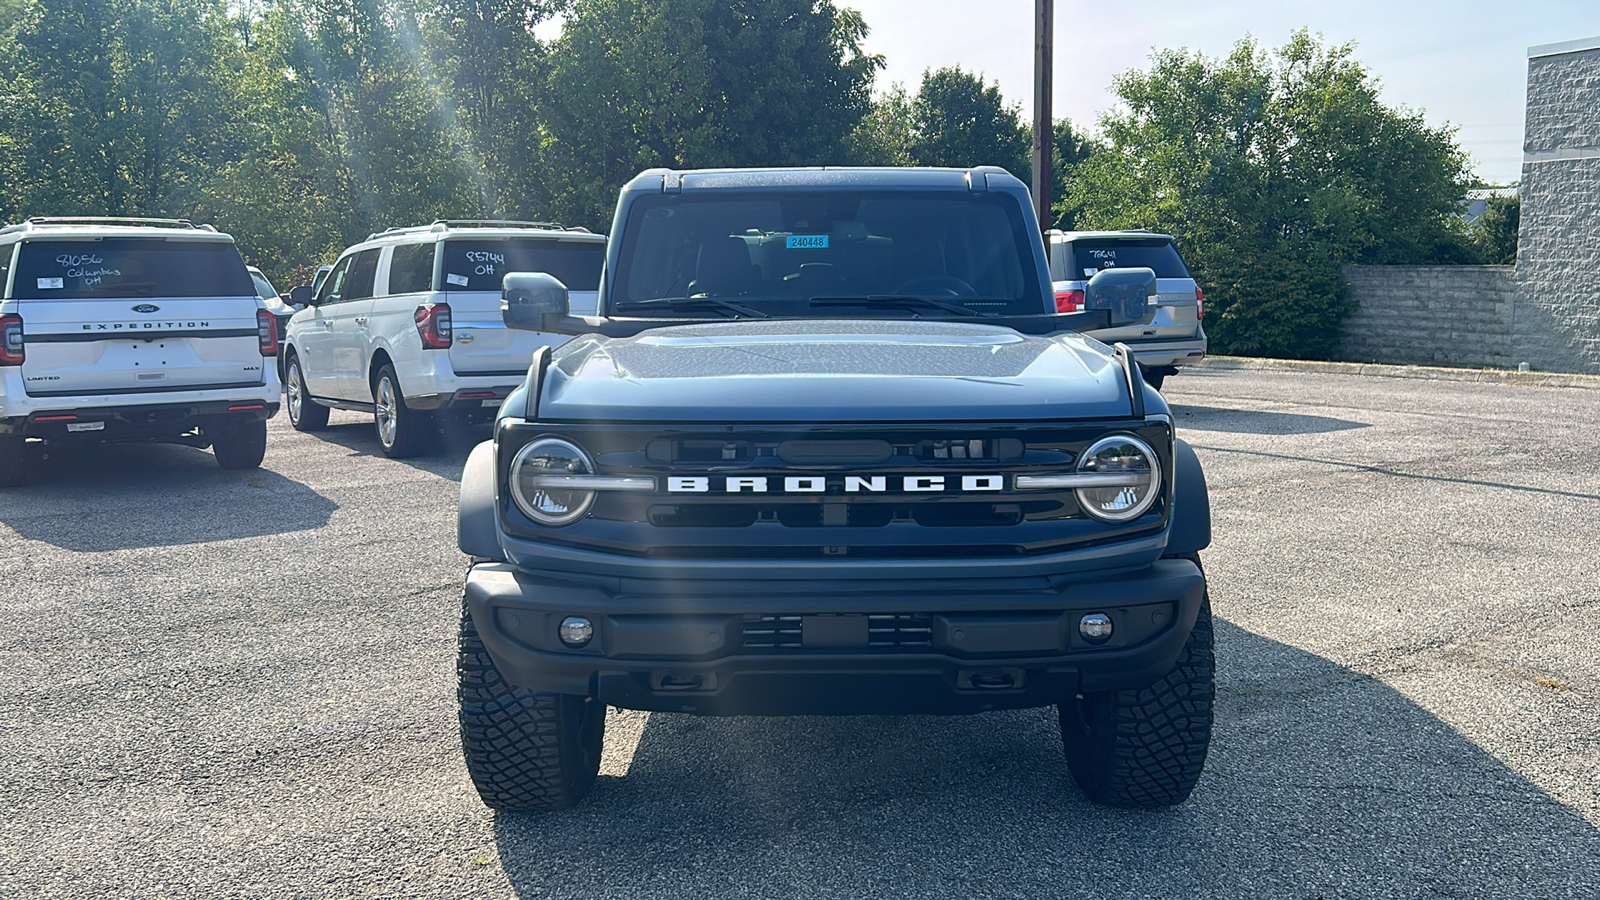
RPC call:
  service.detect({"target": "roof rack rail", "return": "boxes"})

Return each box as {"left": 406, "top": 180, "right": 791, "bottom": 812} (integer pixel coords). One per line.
{"left": 428, "top": 219, "right": 590, "bottom": 232}
{"left": 12, "top": 216, "right": 214, "bottom": 231}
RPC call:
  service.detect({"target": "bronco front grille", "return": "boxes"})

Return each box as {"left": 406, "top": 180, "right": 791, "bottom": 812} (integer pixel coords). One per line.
{"left": 741, "top": 614, "right": 935, "bottom": 650}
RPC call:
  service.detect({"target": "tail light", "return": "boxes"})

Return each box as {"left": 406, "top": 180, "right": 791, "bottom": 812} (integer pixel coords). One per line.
{"left": 0, "top": 314, "right": 23, "bottom": 366}
{"left": 415, "top": 303, "right": 452, "bottom": 349}
{"left": 1054, "top": 289, "right": 1084, "bottom": 313}
{"left": 256, "top": 309, "right": 279, "bottom": 356}
{"left": 1196, "top": 286, "right": 1204, "bottom": 319}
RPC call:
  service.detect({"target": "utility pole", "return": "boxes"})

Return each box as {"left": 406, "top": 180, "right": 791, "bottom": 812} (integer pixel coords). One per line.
{"left": 1031, "top": 0, "right": 1054, "bottom": 233}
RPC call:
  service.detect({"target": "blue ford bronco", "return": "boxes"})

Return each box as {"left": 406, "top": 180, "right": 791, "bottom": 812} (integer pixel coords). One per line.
{"left": 456, "top": 167, "right": 1213, "bottom": 810}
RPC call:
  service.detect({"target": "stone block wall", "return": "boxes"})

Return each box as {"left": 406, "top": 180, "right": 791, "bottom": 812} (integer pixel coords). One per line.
{"left": 1515, "top": 40, "right": 1600, "bottom": 375}
{"left": 1337, "top": 266, "right": 1516, "bottom": 368}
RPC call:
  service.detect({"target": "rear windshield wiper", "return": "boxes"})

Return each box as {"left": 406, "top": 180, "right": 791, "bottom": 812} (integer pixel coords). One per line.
{"left": 807, "top": 295, "right": 995, "bottom": 317}
{"left": 614, "top": 296, "right": 769, "bottom": 318}
{"left": 89, "top": 281, "right": 157, "bottom": 295}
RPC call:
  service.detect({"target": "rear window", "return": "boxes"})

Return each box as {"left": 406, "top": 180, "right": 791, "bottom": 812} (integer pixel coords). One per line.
{"left": 12, "top": 238, "right": 255, "bottom": 299}
{"left": 440, "top": 238, "right": 604, "bottom": 292}
{"left": 1068, "top": 240, "right": 1190, "bottom": 280}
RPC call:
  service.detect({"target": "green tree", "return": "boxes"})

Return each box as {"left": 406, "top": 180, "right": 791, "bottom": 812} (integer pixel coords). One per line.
{"left": 1048, "top": 117, "right": 1096, "bottom": 230}
{"left": 849, "top": 82, "right": 914, "bottom": 166}
{"left": 541, "top": 0, "right": 880, "bottom": 229}
{"left": 1071, "top": 31, "right": 1472, "bottom": 359}
{"left": 417, "top": 0, "right": 563, "bottom": 218}
{"left": 907, "top": 66, "right": 1029, "bottom": 178}
{"left": 198, "top": 0, "right": 478, "bottom": 283}
{"left": 1468, "top": 194, "right": 1519, "bottom": 265}
{"left": 1, "top": 0, "right": 241, "bottom": 219}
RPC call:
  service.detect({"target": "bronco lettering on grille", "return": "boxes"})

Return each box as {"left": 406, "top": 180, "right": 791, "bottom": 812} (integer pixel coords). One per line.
{"left": 666, "top": 475, "right": 1007, "bottom": 493}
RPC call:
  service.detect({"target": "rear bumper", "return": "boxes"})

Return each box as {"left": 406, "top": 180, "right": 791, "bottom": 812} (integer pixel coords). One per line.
{"left": 463, "top": 556, "right": 1206, "bottom": 715}
{"left": 1120, "top": 336, "right": 1208, "bottom": 369}
{"left": 1, "top": 398, "right": 278, "bottom": 440}
{"left": 406, "top": 385, "right": 516, "bottom": 418}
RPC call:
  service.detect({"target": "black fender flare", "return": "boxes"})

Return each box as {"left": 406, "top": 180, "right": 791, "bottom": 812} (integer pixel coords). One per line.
{"left": 458, "top": 439, "right": 502, "bottom": 560}
{"left": 1165, "top": 438, "right": 1211, "bottom": 556}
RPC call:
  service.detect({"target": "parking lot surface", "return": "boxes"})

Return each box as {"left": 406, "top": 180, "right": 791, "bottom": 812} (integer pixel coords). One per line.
{"left": 2, "top": 367, "right": 1598, "bottom": 899}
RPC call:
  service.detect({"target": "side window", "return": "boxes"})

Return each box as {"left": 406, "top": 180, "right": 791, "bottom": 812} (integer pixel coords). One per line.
{"left": 0, "top": 243, "right": 13, "bottom": 298}
{"left": 389, "top": 242, "right": 436, "bottom": 295}
{"left": 1048, "top": 241, "right": 1068, "bottom": 281}
{"left": 346, "top": 249, "right": 381, "bottom": 302}
{"left": 316, "top": 256, "right": 353, "bottom": 305}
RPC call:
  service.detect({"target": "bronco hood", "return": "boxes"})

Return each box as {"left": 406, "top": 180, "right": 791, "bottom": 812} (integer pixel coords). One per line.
{"left": 539, "top": 319, "right": 1137, "bottom": 423}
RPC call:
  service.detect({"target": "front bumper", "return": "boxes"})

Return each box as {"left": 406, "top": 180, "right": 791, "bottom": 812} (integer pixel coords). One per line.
{"left": 463, "top": 557, "right": 1205, "bottom": 715}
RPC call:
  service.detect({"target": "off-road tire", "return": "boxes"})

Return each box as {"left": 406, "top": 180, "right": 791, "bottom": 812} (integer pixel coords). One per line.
{"left": 373, "top": 364, "right": 433, "bottom": 458}
{"left": 285, "top": 353, "right": 329, "bottom": 432}
{"left": 457, "top": 601, "right": 605, "bottom": 811}
{"left": 1060, "top": 557, "right": 1213, "bottom": 807}
{"left": 0, "top": 434, "right": 36, "bottom": 487}
{"left": 211, "top": 419, "right": 268, "bottom": 470}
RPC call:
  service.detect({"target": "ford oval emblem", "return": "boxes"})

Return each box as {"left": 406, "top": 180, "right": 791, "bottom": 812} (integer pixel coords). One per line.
{"left": 132, "top": 304, "right": 161, "bottom": 314}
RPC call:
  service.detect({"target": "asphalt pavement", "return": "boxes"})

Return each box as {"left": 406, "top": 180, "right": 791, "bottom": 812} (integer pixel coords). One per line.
{"left": 1, "top": 366, "right": 1597, "bottom": 899}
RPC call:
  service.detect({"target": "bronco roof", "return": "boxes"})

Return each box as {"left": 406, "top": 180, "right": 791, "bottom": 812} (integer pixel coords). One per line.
{"left": 623, "top": 166, "right": 1023, "bottom": 193}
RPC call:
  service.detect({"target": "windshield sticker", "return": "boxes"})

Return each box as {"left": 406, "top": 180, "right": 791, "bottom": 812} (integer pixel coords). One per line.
{"left": 786, "top": 235, "right": 829, "bottom": 250}
{"left": 1082, "top": 268, "right": 1098, "bottom": 278}
{"left": 446, "top": 273, "right": 470, "bottom": 287}
{"left": 37, "top": 277, "right": 64, "bottom": 289}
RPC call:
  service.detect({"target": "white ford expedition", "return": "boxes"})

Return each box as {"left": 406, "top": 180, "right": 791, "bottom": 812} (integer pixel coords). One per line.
{"left": 281, "top": 220, "right": 605, "bottom": 457}
{"left": 0, "top": 218, "right": 281, "bottom": 487}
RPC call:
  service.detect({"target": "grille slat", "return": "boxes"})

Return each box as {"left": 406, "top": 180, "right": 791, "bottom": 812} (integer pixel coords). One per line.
{"left": 741, "top": 614, "right": 933, "bottom": 650}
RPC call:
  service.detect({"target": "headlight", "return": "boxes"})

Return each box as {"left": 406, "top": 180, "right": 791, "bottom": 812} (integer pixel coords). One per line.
{"left": 1074, "top": 434, "right": 1161, "bottom": 522}
{"left": 509, "top": 437, "right": 598, "bottom": 526}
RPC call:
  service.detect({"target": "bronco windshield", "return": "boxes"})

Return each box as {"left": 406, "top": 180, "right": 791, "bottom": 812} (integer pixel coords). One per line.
{"left": 610, "top": 191, "right": 1047, "bottom": 317}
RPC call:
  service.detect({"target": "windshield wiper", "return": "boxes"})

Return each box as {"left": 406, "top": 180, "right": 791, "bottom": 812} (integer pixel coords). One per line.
{"left": 614, "top": 296, "right": 769, "bottom": 318}
{"left": 89, "top": 281, "right": 157, "bottom": 295}
{"left": 807, "top": 294, "right": 996, "bottom": 317}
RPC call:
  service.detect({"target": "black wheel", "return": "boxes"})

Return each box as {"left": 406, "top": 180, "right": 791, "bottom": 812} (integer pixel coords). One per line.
{"left": 211, "top": 418, "right": 268, "bottom": 469}
{"left": 1060, "top": 557, "right": 1214, "bottom": 807}
{"left": 284, "top": 353, "right": 329, "bottom": 432}
{"left": 457, "top": 600, "right": 605, "bottom": 811}
{"left": 1141, "top": 366, "right": 1174, "bottom": 391}
{"left": 372, "top": 364, "right": 433, "bottom": 458}
{"left": 0, "top": 434, "right": 37, "bottom": 487}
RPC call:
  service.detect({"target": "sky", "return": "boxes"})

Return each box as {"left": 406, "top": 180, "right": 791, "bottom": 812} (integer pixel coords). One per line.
{"left": 840, "top": 0, "right": 1600, "bottom": 185}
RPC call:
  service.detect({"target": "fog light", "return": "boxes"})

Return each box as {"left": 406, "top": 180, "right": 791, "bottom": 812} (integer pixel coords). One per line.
{"left": 1079, "top": 613, "right": 1113, "bottom": 643}
{"left": 559, "top": 616, "right": 593, "bottom": 647}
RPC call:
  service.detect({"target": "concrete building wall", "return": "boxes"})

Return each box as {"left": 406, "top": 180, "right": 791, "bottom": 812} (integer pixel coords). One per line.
{"left": 1515, "top": 38, "right": 1600, "bottom": 374}
{"left": 1337, "top": 266, "right": 1516, "bottom": 368}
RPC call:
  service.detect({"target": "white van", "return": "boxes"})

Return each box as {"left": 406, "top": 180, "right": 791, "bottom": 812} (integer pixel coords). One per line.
{"left": 0, "top": 218, "right": 281, "bottom": 486}
{"left": 281, "top": 220, "right": 604, "bottom": 457}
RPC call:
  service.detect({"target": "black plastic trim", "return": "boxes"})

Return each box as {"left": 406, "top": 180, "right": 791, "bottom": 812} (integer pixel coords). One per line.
{"left": 1164, "top": 438, "right": 1211, "bottom": 555}
{"left": 26, "top": 380, "right": 264, "bottom": 398}
{"left": 25, "top": 329, "right": 256, "bottom": 343}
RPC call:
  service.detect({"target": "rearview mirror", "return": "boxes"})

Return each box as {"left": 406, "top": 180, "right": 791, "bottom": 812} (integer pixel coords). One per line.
{"left": 288, "top": 285, "right": 314, "bottom": 308}
{"left": 502, "top": 272, "right": 570, "bottom": 331}
{"left": 1084, "top": 267, "right": 1156, "bottom": 329}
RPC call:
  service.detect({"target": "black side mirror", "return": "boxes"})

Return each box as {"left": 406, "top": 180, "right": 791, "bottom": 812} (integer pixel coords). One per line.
{"left": 502, "top": 272, "right": 570, "bottom": 331}
{"left": 288, "top": 285, "right": 314, "bottom": 308}
{"left": 1085, "top": 267, "right": 1156, "bottom": 329}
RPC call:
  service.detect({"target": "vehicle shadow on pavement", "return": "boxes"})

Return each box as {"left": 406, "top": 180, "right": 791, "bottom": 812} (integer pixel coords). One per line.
{"left": 490, "top": 620, "right": 1600, "bottom": 899}
{"left": 309, "top": 420, "right": 480, "bottom": 481}
{"left": 1170, "top": 404, "right": 1370, "bottom": 435}
{"left": 0, "top": 442, "right": 337, "bottom": 551}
